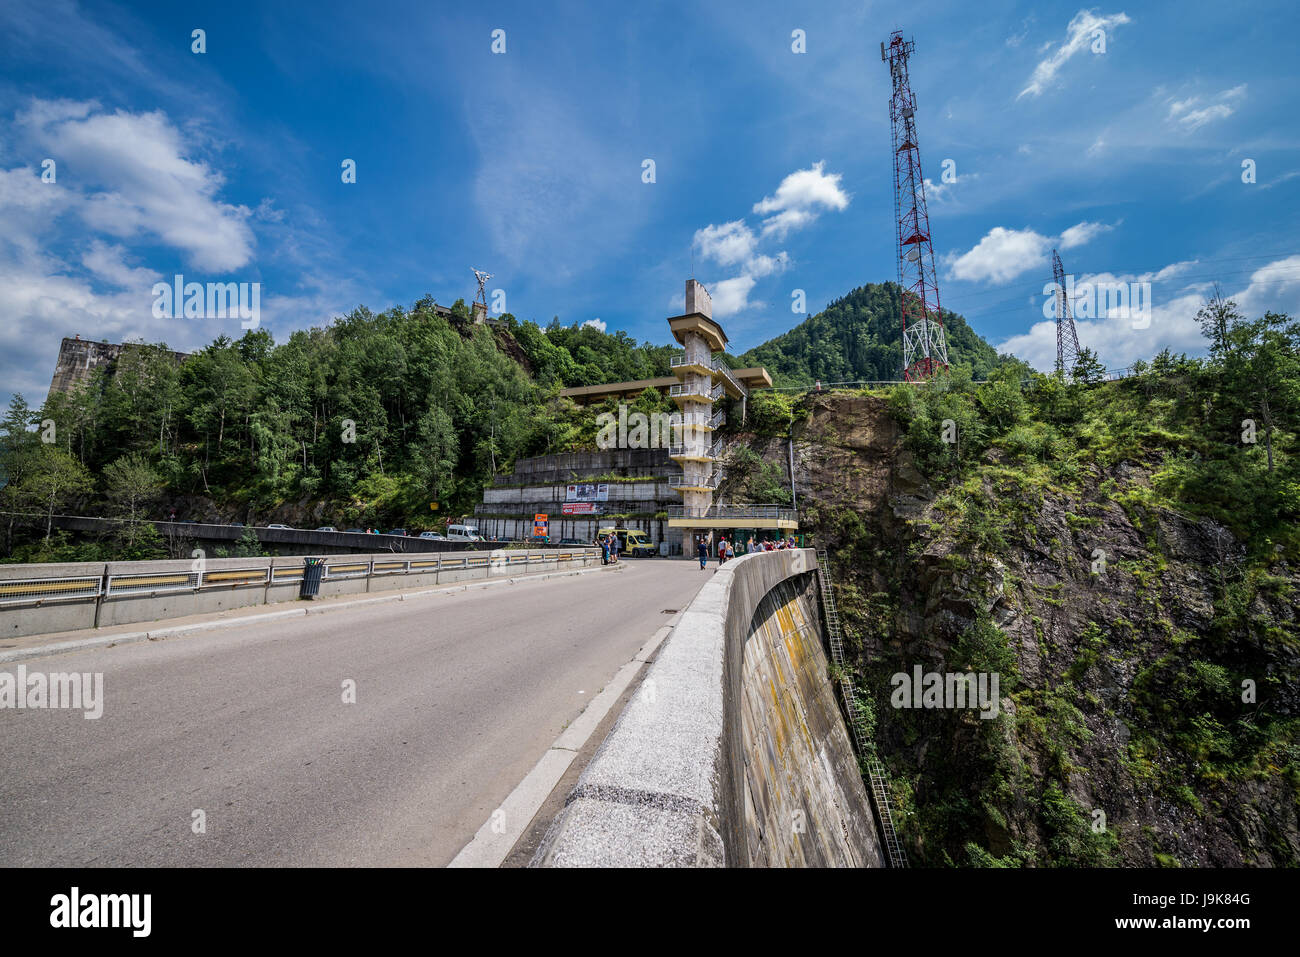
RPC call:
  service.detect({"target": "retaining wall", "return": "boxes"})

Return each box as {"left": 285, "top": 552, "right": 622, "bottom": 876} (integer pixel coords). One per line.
{"left": 533, "top": 548, "right": 883, "bottom": 867}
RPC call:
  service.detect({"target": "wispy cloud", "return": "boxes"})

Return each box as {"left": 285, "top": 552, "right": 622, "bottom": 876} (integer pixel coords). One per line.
{"left": 1167, "top": 84, "right": 1247, "bottom": 131}
{"left": 1018, "top": 9, "right": 1131, "bottom": 99}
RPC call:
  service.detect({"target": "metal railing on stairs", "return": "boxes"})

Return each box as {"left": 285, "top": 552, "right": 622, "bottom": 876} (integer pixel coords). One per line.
{"left": 815, "top": 548, "right": 908, "bottom": 868}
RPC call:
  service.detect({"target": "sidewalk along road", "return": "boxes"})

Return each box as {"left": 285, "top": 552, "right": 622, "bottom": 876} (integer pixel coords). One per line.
{"left": 0, "top": 559, "right": 706, "bottom": 866}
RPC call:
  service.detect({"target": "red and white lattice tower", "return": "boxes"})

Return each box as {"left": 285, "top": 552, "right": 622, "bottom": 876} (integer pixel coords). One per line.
{"left": 882, "top": 31, "right": 948, "bottom": 381}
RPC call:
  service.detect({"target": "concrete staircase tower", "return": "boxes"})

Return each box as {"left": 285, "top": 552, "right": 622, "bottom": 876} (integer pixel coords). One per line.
{"left": 667, "top": 280, "right": 730, "bottom": 518}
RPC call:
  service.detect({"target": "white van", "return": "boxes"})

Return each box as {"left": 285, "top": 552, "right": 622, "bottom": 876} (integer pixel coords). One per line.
{"left": 446, "top": 524, "right": 483, "bottom": 543}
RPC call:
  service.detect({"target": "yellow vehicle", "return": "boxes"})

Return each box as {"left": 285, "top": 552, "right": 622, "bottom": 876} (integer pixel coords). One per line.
{"left": 597, "top": 527, "right": 656, "bottom": 557}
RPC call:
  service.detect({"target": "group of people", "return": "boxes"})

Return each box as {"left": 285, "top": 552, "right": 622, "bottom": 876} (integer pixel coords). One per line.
{"left": 695, "top": 534, "right": 798, "bottom": 570}
{"left": 598, "top": 532, "right": 621, "bottom": 565}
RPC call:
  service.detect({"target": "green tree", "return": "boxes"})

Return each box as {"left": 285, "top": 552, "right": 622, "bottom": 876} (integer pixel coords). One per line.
{"left": 103, "top": 453, "right": 164, "bottom": 549}
{"left": 23, "top": 447, "right": 95, "bottom": 543}
{"left": 1071, "top": 347, "right": 1107, "bottom": 386}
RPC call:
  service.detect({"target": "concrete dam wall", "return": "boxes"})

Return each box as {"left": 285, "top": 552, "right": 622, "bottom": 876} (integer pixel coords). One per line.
{"left": 534, "top": 548, "right": 884, "bottom": 867}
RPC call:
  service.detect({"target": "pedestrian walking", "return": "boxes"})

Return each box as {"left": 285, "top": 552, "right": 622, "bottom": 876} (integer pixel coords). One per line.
{"left": 697, "top": 535, "right": 708, "bottom": 570}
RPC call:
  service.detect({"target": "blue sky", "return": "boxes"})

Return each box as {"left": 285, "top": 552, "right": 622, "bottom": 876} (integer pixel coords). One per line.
{"left": 2, "top": 0, "right": 1298, "bottom": 408}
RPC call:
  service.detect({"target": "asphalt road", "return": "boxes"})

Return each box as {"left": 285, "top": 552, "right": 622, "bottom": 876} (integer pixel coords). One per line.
{"left": 0, "top": 559, "right": 708, "bottom": 866}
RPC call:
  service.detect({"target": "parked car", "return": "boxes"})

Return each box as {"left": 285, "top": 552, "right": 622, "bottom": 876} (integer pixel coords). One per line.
{"left": 387, "top": 528, "right": 407, "bottom": 536}
{"left": 344, "top": 528, "right": 364, "bottom": 534}
{"left": 267, "top": 523, "right": 292, "bottom": 530}
{"left": 316, "top": 526, "right": 337, "bottom": 532}
{"left": 558, "top": 538, "right": 586, "bottom": 546}
{"left": 228, "top": 522, "right": 244, "bottom": 528}
{"left": 418, "top": 531, "right": 447, "bottom": 541}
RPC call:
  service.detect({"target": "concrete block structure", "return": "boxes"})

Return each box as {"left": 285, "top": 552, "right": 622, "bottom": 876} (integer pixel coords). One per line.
{"left": 473, "top": 449, "right": 682, "bottom": 547}
{"left": 47, "top": 337, "right": 188, "bottom": 397}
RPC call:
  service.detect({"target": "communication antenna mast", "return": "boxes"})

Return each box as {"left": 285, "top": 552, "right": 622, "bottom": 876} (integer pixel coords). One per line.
{"left": 882, "top": 31, "right": 948, "bottom": 381}
{"left": 1052, "top": 249, "right": 1083, "bottom": 376}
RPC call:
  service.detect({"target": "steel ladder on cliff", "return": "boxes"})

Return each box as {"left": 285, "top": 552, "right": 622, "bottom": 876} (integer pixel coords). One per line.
{"left": 814, "top": 548, "right": 909, "bottom": 868}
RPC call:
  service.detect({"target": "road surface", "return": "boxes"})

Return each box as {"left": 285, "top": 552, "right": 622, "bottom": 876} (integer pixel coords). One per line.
{"left": 0, "top": 560, "right": 707, "bottom": 866}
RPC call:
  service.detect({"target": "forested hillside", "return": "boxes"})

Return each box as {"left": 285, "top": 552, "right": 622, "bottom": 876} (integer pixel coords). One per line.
{"left": 741, "top": 281, "right": 1020, "bottom": 384}
{"left": 0, "top": 297, "right": 676, "bottom": 560}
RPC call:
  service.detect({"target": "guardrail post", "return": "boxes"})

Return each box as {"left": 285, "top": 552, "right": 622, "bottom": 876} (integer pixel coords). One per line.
{"left": 93, "top": 564, "right": 109, "bottom": 629}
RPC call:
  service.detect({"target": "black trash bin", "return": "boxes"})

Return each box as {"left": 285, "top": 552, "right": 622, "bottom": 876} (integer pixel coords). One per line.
{"left": 300, "top": 557, "right": 325, "bottom": 599}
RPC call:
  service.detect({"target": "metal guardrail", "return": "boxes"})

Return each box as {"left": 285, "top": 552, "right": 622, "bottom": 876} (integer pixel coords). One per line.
{"left": 667, "top": 441, "right": 712, "bottom": 458}
{"left": 665, "top": 504, "right": 797, "bottom": 522}
{"left": 678, "top": 411, "right": 718, "bottom": 432}
{"left": 759, "top": 367, "right": 1139, "bottom": 393}
{"left": 0, "top": 576, "right": 103, "bottom": 605}
{"left": 668, "top": 382, "right": 723, "bottom": 402}
{"left": 0, "top": 550, "right": 598, "bottom": 610}
{"left": 711, "top": 359, "right": 747, "bottom": 397}
{"left": 106, "top": 568, "right": 270, "bottom": 596}
{"left": 815, "top": 548, "right": 907, "bottom": 868}
{"left": 670, "top": 352, "right": 710, "bottom": 369}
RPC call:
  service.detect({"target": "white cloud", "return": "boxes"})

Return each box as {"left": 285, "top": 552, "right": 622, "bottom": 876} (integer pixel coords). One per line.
{"left": 948, "top": 221, "right": 1113, "bottom": 284}
{"left": 695, "top": 220, "right": 758, "bottom": 268}
{"left": 999, "top": 254, "right": 1300, "bottom": 371}
{"left": 82, "top": 240, "right": 161, "bottom": 289}
{"left": 18, "top": 100, "right": 256, "bottom": 271}
{"left": 0, "top": 103, "right": 367, "bottom": 410}
{"left": 0, "top": 166, "right": 74, "bottom": 253}
{"left": 753, "top": 161, "right": 850, "bottom": 238}
{"left": 948, "top": 227, "right": 1054, "bottom": 283}
{"left": 1167, "top": 85, "right": 1246, "bottom": 131}
{"left": 1018, "top": 9, "right": 1131, "bottom": 99}
{"left": 581, "top": 318, "right": 606, "bottom": 332}
{"left": 1059, "top": 221, "right": 1113, "bottom": 249}
{"left": 690, "top": 163, "right": 846, "bottom": 318}
{"left": 708, "top": 276, "right": 757, "bottom": 316}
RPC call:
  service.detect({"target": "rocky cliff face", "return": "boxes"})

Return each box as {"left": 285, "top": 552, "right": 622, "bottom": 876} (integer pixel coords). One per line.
{"left": 722, "top": 393, "right": 1300, "bottom": 867}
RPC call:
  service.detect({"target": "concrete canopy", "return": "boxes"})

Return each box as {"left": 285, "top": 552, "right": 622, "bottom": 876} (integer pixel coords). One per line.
{"left": 668, "top": 313, "right": 728, "bottom": 353}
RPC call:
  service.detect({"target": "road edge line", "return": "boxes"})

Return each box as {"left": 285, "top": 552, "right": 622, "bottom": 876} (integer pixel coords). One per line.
{"left": 447, "top": 611, "right": 678, "bottom": 868}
